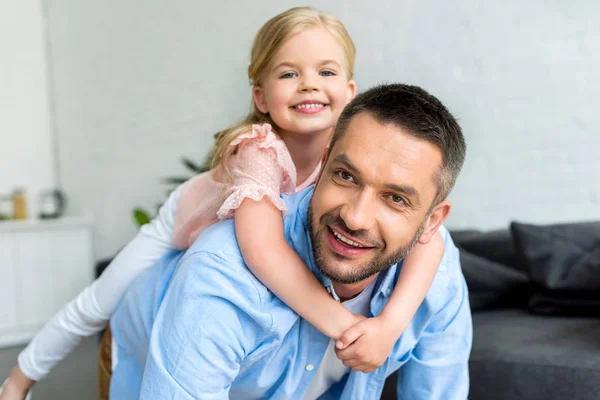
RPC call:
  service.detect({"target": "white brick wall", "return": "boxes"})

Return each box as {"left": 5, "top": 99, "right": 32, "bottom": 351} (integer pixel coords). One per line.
{"left": 0, "top": 1, "right": 55, "bottom": 216}
{"left": 46, "top": 0, "right": 600, "bottom": 260}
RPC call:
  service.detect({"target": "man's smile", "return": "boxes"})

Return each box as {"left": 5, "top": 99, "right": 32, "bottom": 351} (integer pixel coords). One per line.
{"left": 326, "top": 226, "right": 376, "bottom": 259}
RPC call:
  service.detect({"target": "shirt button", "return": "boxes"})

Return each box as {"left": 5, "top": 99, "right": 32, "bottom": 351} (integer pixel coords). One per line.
{"left": 305, "top": 364, "right": 314, "bottom": 371}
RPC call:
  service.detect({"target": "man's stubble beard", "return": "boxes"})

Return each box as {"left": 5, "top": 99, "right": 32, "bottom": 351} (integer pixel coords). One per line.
{"left": 307, "top": 201, "right": 427, "bottom": 285}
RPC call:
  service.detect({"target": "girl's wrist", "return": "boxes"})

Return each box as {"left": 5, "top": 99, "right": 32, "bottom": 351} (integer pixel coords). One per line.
{"left": 327, "top": 311, "right": 363, "bottom": 340}
{"left": 2, "top": 380, "right": 27, "bottom": 398}
{"left": 377, "top": 310, "right": 409, "bottom": 337}
{"left": 7, "top": 366, "right": 35, "bottom": 393}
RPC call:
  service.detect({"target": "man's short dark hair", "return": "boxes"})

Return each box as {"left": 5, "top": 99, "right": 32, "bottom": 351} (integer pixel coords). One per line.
{"left": 329, "top": 83, "right": 467, "bottom": 205}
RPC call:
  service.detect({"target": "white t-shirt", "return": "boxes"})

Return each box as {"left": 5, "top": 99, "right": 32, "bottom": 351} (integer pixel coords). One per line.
{"left": 304, "top": 281, "right": 376, "bottom": 399}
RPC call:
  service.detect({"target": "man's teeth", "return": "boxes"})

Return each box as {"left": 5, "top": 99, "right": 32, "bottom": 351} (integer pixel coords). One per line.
{"left": 295, "top": 103, "right": 324, "bottom": 109}
{"left": 333, "top": 231, "right": 365, "bottom": 248}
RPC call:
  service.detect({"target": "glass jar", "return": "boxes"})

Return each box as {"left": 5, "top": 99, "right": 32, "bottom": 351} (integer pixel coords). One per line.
{"left": 12, "top": 188, "right": 27, "bottom": 220}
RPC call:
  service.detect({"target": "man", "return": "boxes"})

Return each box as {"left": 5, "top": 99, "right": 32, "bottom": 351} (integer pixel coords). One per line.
{"left": 108, "top": 83, "right": 471, "bottom": 399}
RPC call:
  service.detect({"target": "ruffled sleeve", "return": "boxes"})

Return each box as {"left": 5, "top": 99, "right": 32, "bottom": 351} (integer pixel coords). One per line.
{"left": 216, "top": 124, "right": 297, "bottom": 220}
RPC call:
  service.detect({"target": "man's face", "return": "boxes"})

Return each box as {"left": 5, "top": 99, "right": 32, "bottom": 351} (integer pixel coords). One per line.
{"left": 308, "top": 112, "right": 444, "bottom": 284}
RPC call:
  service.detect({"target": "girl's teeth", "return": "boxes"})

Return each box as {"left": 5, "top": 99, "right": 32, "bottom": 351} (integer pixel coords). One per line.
{"left": 296, "top": 103, "right": 324, "bottom": 109}
{"left": 333, "top": 231, "right": 364, "bottom": 248}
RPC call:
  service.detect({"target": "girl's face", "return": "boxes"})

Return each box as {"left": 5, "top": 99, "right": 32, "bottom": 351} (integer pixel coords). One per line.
{"left": 253, "top": 26, "right": 356, "bottom": 138}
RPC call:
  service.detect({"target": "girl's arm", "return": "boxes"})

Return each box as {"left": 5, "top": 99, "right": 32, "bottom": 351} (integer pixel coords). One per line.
{"left": 380, "top": 231, "right": 444, "bottom": 331}
{"left": 1, "top": 184, "right": 184, "bottom": 397}
{"left": 336, "top": 231, "right": 445, "bottom": 372}
{"left": 235, "top": 197, "right": 359, "bottom": 340}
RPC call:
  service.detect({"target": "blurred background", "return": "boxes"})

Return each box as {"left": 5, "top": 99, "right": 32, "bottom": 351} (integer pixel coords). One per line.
{"left": 1, "top": 1, "right": 599, "bottom": 399}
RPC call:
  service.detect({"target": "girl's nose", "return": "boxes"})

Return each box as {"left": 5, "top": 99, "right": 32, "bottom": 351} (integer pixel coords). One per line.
{"left": 298, "top": 74, "right": 320, "bottom": 92}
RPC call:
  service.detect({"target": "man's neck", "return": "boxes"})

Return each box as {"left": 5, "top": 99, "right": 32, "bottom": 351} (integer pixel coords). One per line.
{"left": 332, "top": 274, "right": 379, "bottom": 302}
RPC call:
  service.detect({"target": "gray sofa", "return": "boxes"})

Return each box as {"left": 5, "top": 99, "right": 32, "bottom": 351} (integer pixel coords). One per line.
{"left": 382, "top": 222, "right": 600, "bottom": 400}
{"left": 469, "top": 309, "right": 600, "bottom": 400}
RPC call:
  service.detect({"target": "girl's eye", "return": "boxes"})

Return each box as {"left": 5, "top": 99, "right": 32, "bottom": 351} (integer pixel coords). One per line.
{"left": 335, "top": 170, "right": 355, "bottom": 182}
{"left": 389, "top": 194, "right": 405, "bottom": 205}
{"left": 280, "top": 72, "right": 297, "bottom": 79}
{"left": 320, "top": 70, "right": 336, "bottom": 77}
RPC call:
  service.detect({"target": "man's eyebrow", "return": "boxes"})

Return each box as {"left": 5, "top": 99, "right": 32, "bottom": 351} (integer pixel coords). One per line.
{"left": 332, "top": 154, "right": 359, "bottom": 174}
{"left": 385, "top": 183, "right": 421, "bottom": 206}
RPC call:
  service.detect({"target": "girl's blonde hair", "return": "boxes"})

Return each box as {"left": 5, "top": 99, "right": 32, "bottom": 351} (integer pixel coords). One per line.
{"left": 209, "top": 7, "right": 356, "bottom": 175}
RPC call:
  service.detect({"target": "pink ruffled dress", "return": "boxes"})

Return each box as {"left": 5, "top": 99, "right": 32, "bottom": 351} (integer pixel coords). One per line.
{"left": 172, "top": 123, "right": 321, "bottom": 249}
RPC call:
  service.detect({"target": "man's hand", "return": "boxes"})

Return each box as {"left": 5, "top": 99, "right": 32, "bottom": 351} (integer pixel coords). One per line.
{"left": 335, "top": 316, "right": 398, "bottom": 374}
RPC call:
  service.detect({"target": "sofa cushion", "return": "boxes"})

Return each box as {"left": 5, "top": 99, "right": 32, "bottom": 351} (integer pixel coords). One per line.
{"left": 528, "top": 289, "right": 600, "bottom": 317}
{"left": 451, "top": 229, "right": 527, "bottom": 272}
{"left": 511, "top": 221, "right": 600, "bottom": 290}
{"left": 460, "top": 250, "right": 531, "bottom": 311}
{"left": 469, "top": 310, "right": 600, "bottom": 400}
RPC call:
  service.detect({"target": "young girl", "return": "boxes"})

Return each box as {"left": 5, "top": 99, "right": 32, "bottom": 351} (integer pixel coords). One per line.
{"left": 0, "top": 7, "right": 444, "bottom": 399}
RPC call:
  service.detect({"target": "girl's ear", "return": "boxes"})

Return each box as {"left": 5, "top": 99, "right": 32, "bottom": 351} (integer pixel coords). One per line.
{"left": 253, "top": 86, "right": 269, "bottom": 114}
{"left": 346, "top": 80, "right": 357, "bottom": 103}
{"left": 314, "top": 147, "right": 330, "bottom": 185}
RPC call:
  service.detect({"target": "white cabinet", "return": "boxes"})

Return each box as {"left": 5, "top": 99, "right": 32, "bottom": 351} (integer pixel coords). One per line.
{"left": 0, "top": 218, "right": 93, "bottom": 348}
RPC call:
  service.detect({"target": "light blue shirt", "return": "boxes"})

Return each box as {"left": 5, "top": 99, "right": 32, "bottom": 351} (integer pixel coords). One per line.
{"left": 110, "top": 187, "right": 472, "bottom": 399}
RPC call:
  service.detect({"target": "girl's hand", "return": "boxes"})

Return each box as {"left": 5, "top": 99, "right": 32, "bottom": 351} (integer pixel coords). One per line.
{"left": 334, "top": 316, "right": 398, "bottom": 373}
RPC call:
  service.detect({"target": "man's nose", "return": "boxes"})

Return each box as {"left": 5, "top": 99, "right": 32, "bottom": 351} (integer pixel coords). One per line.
{"left": 339, "top": 190, "right": 376, "bottom": 233}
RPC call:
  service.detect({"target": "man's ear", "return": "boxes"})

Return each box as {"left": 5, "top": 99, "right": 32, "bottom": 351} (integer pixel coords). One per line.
{"left": 320, "top": 147, "right": 329, "bottom": 166}
{"left": 253, "top": 86, "right": 268, "bottom": 114}
{"left": 418, "top": 200, "right": 451, "bottom": 245}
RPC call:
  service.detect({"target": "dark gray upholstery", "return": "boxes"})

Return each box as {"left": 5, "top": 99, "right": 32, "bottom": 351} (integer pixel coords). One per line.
{"left": 382, "top": 310, "right": 600, "bottom": 400}
{"left": 511, "top": 221, "right": 600, "bottom": 290}
{"left": 381, "top": 226, "right": 600, "bottom": 400}
{"left": 469, "top": 310, "right": 600, "bottom": 400}
{"left": 460, "top": 250, "right": 531, "bottom": 311}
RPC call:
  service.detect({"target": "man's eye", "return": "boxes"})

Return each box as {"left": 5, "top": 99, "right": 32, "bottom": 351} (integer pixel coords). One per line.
{"left": 320, "top": 70, "right": 335, "bottom": 77}
{"left": 389, "top": 194, "right": 405, "bottom": 205}
{"left": 335, "top": 170, "right": 354, "bottom": 182}
{"left": 280, "top": 72, "right": 297, "bottom": 79}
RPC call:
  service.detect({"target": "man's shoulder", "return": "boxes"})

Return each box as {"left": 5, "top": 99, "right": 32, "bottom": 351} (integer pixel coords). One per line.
{"left": 179, "top": 218, "right": 301, "bottom": 318}
{"left": 183, "top": 220, "right": 262, "bottom": 297}
{"left": 423, "top": 225, "right": 469, "bottom": 314}
{"left": 282, "top": 185, "right": 313, "bottom": 223}
{"left": 174, "top": 188, "right": 313, "bottom": 317}
{"left": 437, "top": 225, "right": 461, "bottom": 276}
{"left": 187, "top": 219, "right": 245, "bottom": 262}
{"left": 185, "top": 185, "right": 313, "bottom": 260}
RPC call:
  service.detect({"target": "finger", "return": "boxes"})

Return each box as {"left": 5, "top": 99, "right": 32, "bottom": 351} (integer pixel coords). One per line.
{"left": 336, "top": 343, "right": 360, "bottom": 360}
{"left": 351, "top": 364, "right": 369, "bottom": 372}
{"left": 336, "top": 324, "right": 365, "bottom": 350}
{"left": 341, "top": 358, "right": 362, "bottom": 368}
{"left": 337, "top": 338, "right": 373, "bottom": 361}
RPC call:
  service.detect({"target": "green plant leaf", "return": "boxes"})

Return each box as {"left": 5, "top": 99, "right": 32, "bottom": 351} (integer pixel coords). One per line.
{"left": 133, "top": 208, "right": 152, "bottom": 227}
{"left": 129, "top": 152, "right": 211, "bottom": 227}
